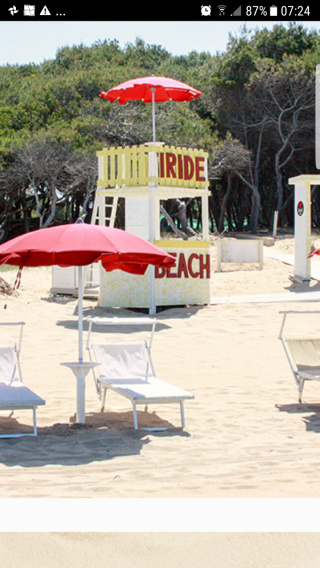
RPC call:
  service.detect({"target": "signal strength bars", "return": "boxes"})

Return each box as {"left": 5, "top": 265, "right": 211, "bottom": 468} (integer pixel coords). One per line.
{"left": 232, "top": 5, "right": 242, "bottom": 16}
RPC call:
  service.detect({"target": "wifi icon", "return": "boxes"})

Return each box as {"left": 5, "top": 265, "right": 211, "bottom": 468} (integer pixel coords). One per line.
{"left": 217, "top": 4, "right": 227, "bottom": 14}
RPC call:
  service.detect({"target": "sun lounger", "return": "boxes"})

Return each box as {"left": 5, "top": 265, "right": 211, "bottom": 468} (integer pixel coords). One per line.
{"left": 0, "top": 322, "right": 45, "bottom": 437}
{"left": 279, "top": 311, "right": 320, "bottom": 403}
{"left": 87, "top": 317, "right": 194, "bottom": 430}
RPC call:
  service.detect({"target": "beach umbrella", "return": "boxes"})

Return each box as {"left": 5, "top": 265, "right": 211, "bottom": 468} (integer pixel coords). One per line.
{"left": 309, "top": 248, "right": 320, "bottom": 258}
{"left": 0, "top": 221, "right": 175, "bottom": 363}
{"left": 0, "top": 221, "right": 175, "bottom": 423}
{"left": 100, "top": 75, "right": 202, "bottom": 143}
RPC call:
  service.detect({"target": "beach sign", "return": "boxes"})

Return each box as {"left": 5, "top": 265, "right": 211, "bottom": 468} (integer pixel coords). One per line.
{"left": 99, "top": 241, "right": 211, "bottom": 308}
{"left": 96, "top": 143, "right": 211, "bottom": 311}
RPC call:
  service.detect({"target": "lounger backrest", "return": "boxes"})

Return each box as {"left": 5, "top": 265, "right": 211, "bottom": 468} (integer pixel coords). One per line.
{"left": 285, "top": 339, "right": 320, "bottom": 368}
{"left": 0, "top": 345, "right": 20, "bottom": 384}
{"left": 92, "top": 342, "right": 154, "bottom": 380}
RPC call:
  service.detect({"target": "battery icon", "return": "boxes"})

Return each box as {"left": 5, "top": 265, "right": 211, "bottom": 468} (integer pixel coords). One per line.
{"left": 270, "top": 5, "right": 278, "bottom": 15}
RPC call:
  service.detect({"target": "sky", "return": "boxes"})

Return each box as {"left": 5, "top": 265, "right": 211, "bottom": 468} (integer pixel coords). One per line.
{"left": 0, "top": 20, "right": 319, "bottom": 66}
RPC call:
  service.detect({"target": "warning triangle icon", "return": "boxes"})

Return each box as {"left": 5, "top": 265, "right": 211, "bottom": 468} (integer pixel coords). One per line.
{"left": 40, "top": 5, "right": 50, "bottom": 15}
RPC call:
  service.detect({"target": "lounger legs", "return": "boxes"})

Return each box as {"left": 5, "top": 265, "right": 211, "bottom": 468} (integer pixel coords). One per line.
{"left": 33, "top": 407, "right": 37, "bottom": 436}
{"left": 100, "top": 387, "right": 107, "bottom": 412}
{"left": 180, "top": 401, "right": 185, "bottom": 429}
{"left": 298, "top": 379, "right": 305, "bottom": 404}
{"left": 133, "top": 403, "right": 138, "bottom": 430}
{"left": 131, "top": 402, "right": 186, "bottom": 430}
{"left": 0, "top": 407, "right": 38, "bottom": 438}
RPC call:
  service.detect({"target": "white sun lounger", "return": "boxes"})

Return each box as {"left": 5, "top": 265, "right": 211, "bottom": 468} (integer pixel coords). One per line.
{"left": 279, "top": 311, "right": 320, "bottom": 403}
{"left": 0, "top": 322, "right": 45, "bottom": 437}
{"left": 87, "top": 317, "right": 194, "bottom": 430}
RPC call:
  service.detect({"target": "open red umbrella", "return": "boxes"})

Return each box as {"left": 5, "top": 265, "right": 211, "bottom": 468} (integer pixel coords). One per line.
{"left": 0, "top": 221, "right": 175, "bottom": 423}
{"left": 309, "top": 248, "right": 320, "bottom": 258}
{"left": 0, "top": 221, "right": 175, "bottom": 361}
{"left": 100, "top": 75, "right": 202, "bottom": 142}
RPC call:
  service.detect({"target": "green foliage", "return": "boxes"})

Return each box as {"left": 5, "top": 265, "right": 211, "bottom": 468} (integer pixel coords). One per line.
{"left": 0, "top": 25, "right": 319, "bottom": 237}
{"left": 253, "top": 23, "right": 320, "bottom": 62}
{"left": 0, "top": 36, "right": 213, "bottom": 154}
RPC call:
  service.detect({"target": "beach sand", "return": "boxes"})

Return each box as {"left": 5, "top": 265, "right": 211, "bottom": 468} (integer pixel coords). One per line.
{"left": 2, "top": 236, "right": 320, "bottom": 498}
{"left": 2, "top": 532, "right": 320, "bottom": 568}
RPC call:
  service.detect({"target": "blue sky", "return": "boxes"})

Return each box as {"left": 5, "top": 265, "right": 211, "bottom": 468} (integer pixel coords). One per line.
{"left": 0, "top": 20, "right": 319, "bottom": 66}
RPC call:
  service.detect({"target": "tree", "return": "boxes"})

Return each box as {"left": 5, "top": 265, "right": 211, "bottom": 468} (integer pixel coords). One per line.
{"left": 9, "top": 139, "right": 72, "bottom": 228}
{"left": 206, "top": 24, "right": 319, "bottom": 231}
{"left": 250, "top": 60, "right": 315, "bottom": 214}
{"left": 209, "top": 135, "right": 252, "bottom": 232}
{"left": 64, "top": 151, "right": 97, "bottom": 221}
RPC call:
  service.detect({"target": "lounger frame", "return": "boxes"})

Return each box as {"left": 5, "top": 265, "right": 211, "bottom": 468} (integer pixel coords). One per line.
{"left": 87, "top": 317, "right": 194, "bottom": 430}
{"left": 0, "top": 322, "right": 45, "bottom": 438}
{"left": 279, "top": 310, "right": 320, "bottom": 403}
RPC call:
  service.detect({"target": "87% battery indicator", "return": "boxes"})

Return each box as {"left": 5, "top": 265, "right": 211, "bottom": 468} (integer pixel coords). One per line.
{"left": 245, "top": 5, "right": 268, "bottom": 15}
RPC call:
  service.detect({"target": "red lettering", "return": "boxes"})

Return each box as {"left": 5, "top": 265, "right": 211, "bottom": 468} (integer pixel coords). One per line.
{"left": 158, "top": 152, "right": 207, "bottom": 183}
{"left": 177, "top": 154, "right": 184, "bottom": 179}
{"left": 155, "top": 265, "right": 166, "bottom": 278}
{"left": 159, "top": 153, "right": 165, "bottom": 178}
{"left": 155, "top": 253, "right": 177, "bottom": 279}
{"left": 177, "top": 253, "right": 189, "bottom": 278}
{"left": 195, "top": 157, "right": 206, "bottom": 182}
{"left": 188, "top": 253, "right": 200, "bottom": 278}
{"left": 166, "top": 267, "right": 177, "bottom": 278}
{"left": 155, "top": 252, "right": 210, "bottom": 280}
{"left": 183, "top": 155, "right": 194, "bottom": 181}
{"left": 199, "top": 254, "right": 210, "bottom": 279}
{"left": 166, "top": 153, "right": 177, "bottom": 178}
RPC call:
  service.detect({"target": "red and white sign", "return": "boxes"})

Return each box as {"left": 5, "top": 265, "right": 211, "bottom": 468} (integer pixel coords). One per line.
{"left": 159, "top": 152, "right": 207, "bottom": 183}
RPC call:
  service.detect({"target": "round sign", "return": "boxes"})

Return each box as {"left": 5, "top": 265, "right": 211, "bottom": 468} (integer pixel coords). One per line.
{"left": 297, "top": 201, "right": 304, "bottom": 216}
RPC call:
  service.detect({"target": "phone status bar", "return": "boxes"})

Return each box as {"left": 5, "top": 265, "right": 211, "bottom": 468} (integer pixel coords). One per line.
{"left": 2, "top": 3, "right": 318, "bottom": 21}
{"left": 6, "top": 4, "right": 66, "bottom": 18}
{"left": 201, "top": 4, "right": 313, "bottom": 19}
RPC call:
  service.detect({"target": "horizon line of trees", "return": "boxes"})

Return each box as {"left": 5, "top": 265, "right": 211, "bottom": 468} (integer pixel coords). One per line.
{"left": 0, "top": 23, "right": 319, "bottom": 241}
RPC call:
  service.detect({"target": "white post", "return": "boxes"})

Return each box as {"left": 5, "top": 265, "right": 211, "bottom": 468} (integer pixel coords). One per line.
{"left": 78, "top": 266, "right": 84, "bottom": 362}
{"left": 148, "top": 149, "right": 158, "bottom": 314}
{"left": 289, "top": 176, "right": 311, "bottom": 280}
{"left": 294, "top": 180, "right": 311, "bottom": 280}
{"left": 151, "top": 87, "right": 156, "bottom": 143}
{"left": 76, "top": 374, "right": 86, "bottom": 423}
{"left": 201, "top": 194, "right": 209, "bottom": 241}
{"left": 61, "top": 361, "right": 100, "bottom": 424}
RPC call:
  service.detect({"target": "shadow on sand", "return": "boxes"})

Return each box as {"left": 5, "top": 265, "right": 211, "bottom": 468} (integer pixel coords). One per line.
{"left": 276, "top": 402, "right": 320, "bottom": 434}
{"left": 0, "top": 409, "right": 190, "bottom": 468}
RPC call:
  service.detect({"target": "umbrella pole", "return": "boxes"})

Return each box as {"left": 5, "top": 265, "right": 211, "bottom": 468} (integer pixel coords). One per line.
{"left": 78, "top": 266, "right": 83, "bottom": 363}
{"left": 61, "top": 267, "right": 99, "bottom": 424}
{"left": 151, "top": 87, "right": 156, "bottom": 143}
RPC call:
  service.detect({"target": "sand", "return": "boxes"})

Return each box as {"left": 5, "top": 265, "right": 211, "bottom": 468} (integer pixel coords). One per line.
{"left": 2, "top": 235, "right": 320, "bottom": 499}
{"left": 2, "top": 533, "right": 320, "bottom": 568}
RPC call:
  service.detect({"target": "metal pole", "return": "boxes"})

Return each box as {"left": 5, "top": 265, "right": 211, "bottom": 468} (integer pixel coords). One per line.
{"left": 151, "top": 87, "right": 156, "bottom": 143}
{"left": 78, "top": 266, "right": 83, "bottom": 362}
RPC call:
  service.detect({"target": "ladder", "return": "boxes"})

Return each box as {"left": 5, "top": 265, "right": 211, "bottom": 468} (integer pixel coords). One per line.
{"left": 85, "top": 192, "right": 119, "bottom": 290}
{"left": 91, "top": 192, "right": 119, "bottom": 228}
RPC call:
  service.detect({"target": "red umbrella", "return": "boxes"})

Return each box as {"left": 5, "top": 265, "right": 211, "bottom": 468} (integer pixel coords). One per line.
{"left": 0, "top": 221, "right": 175, "bottom": 362}
{"left": 0, "top": 222, "right": 174, "bottom": 274}
{"left": 309, "top": 249, "right": 319, "bottom": 258}
{"left": 100, "top": 75, "right": 202, "bottom": 142}
{"left": 0, "top": 222, "right": 175, "bottom": 423}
